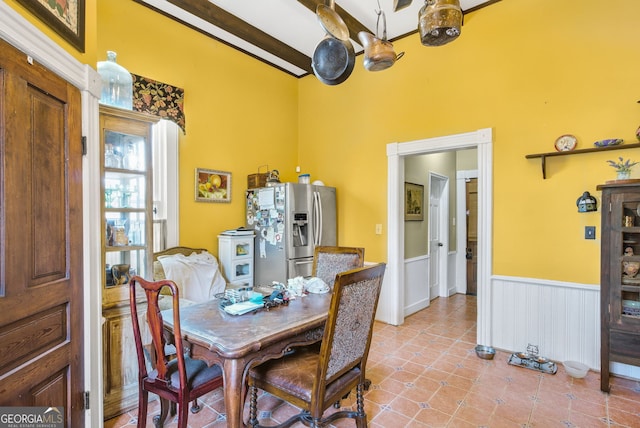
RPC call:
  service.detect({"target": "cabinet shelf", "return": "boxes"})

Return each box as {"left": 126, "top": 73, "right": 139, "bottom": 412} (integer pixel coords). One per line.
{"left": 526, "top": 142, "right": 640, "bottom": 179}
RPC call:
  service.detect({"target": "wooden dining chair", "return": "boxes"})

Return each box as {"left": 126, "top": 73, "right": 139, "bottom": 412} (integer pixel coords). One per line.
{"left": 311, "top": 246, "right": 365, "bottom": 290}
{"left": 247, "top": 263, "right": 386, "bottom": 428}
{"left": 129, "top": 276, "right": 224, "bottom": 428}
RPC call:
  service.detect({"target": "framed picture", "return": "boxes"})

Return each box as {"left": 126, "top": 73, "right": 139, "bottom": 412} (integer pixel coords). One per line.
{"left": 405, "top": 182, "right": 424, "bottom": 221}
{"left": 16, "top": 0, "right": 86, "bottom": 52}
{"left": 196, "top": 168, "right": 231, "bottom": 203}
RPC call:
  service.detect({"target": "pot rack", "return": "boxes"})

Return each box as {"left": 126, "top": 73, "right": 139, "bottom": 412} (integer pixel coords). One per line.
{"left": 526, "top": 142, "right": 640, "bottom": 179}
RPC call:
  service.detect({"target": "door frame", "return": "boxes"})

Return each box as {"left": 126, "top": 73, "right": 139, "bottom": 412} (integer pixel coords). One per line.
{"left": 0, "top": 4, "right": 103, "bottom": 425}
{"left": 428, "top": 172, "right": 449, "bottom": 299}
{"left": 383, "top": 128, "right": 493, "bottom": 346}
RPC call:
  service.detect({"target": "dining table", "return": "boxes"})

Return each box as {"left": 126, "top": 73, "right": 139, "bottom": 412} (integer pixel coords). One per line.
{"left": 162, "top": 291, "right": 332, "bottom": 428}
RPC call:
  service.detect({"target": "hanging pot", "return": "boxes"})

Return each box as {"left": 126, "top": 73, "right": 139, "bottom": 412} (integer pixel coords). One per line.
{"left": 312, "top": 36, "right": 355, "bottom": 86}
{"left": 316, "top": 0, "right": 349, "bottom": 41}
{"left": 357, "top": 9, "right": 404, "bottom": 72}
{"left": 393, "top": 0, "right": 414, "bottom": 12}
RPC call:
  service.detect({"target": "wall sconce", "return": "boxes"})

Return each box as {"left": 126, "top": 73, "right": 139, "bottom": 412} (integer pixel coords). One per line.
{"left": 576, "top": 191, "right": 598, "bottom": 213}
{"left": 418, "top": 0, "right": 463, "bottom": 46}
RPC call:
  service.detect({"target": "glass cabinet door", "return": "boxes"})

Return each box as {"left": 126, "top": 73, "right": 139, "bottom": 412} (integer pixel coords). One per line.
{"left": 100, "top": 106, "right": 158, "bottom": 304}
{"left": 620, "top": 197, "right": 640, "bottom": 322}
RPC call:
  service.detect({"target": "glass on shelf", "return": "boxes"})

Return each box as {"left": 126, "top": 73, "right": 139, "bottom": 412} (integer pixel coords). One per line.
{"left": 105, "top": 144, "right": 122, "bottom": 168}
{"left": 106, "top": 212, "right": 146, "bottom": 247}
{"left": 105, "top": 130, "right": 146, "bottom": 172}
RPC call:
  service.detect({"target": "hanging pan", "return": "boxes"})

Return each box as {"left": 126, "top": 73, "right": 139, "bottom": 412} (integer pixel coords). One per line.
{"left": 312, "top": 36, "right": 355, "bottom": 86}
{"left": 316, "top": 0, "right": 349, "bottom": 41}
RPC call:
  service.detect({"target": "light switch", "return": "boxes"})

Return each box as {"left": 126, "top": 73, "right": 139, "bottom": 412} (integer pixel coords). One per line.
{"left": 585, "top": 226, "right": 596, "bottom": 240}
{"left": 375, "top": 224, "right": 382, "bottom": 235}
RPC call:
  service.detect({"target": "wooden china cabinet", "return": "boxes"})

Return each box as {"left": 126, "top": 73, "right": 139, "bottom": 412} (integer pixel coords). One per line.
{"left": 100, "top": 105, "right": 159, "bottom": 418}
{"left": 598, "top": 181, "right": 640, "bottom": 392}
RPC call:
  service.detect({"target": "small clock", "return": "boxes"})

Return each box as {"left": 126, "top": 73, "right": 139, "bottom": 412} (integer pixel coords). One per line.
{"left": 554, "top": 134, "right": 577, "bottom": 152}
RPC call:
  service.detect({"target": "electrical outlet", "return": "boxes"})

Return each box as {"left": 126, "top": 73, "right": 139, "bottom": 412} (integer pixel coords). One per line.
{"left": 585, "top": 226, "right": 596, "bottom": 240}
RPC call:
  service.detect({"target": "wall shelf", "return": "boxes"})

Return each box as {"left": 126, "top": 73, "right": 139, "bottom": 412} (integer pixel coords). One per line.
{"left": 526, "top": 142, "right": 640, "bottom": 179}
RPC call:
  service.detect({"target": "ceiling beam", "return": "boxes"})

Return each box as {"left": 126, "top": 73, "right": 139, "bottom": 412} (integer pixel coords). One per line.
{"left": 158, "top": 0, "right": 314, "bottom": 74}
{"left": 297, "top": 0, "right": 373, "bottom": 42}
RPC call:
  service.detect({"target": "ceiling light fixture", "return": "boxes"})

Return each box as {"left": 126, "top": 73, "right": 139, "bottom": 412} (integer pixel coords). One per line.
{"left": 418, "top": 0, "right": 463, "bottom": 46}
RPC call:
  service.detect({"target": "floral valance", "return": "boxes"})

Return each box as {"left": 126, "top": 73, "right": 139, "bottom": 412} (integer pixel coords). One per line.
{"left": 132, "top": 74, "right": 186, "bottom": 134}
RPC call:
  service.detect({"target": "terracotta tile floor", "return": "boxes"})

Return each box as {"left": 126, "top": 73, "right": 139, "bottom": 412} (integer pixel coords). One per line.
{"left": 105, "top": 294, "right": 640, "bottom": 427}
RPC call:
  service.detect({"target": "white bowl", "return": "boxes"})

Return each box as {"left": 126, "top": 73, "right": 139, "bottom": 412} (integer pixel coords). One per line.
{"left": 563, "top": 360, "right": 589, "bottom": 378}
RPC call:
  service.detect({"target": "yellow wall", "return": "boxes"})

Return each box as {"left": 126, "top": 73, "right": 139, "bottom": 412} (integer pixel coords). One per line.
{"left": 298, "top": 0, "right": 640, "bottom": 283}
{"left": 94, "top": 0, "right": 299, "bottom": 253}
{"left": 7, "top": 0, "right": 640, "bottom": 284}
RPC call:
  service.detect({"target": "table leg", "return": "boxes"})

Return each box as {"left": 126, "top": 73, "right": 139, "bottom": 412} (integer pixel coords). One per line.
{"left": 222, "top": 358, "right": 247, "bottom": 428}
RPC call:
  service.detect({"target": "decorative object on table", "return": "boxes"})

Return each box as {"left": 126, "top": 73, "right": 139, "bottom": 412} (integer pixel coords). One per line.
{"left": 576, "top": 191, "right": 597, "bottom": 213}
{"left": 358, "top": 4, "right": 404, "bottom": 72}
{"left": 97, "top": 51, "right": 133, "bottom": 110}
{"left": 475, "top": 344, "right": 496, "bottom": 360}
{"left": 195, "top": 168, "right": 231, "bottom": 203}
{"left": 16, "top": 0, "right": 85, "bottom": 52}
{"left": 563, "top": 360, "right": 589, "bottom": 378}
{"left": 636, "top": 125, "right": 640, "bottom": 142}
{"left": 405, "top": 182, "right": 424, "bottom": 221}
{"left": 606, "top": 156, "right": 638, "bottom": 181}
{"left": 419, "top": 0, "right": 463, "bottom": 46}
{"left": 594, "top": 138, "right": 623, "bottom": 147}
{"left": 554, "top": 134, "right": 577, "bottom": 152}
{"left": 507, "top": 343, "right": 557, "bottom": 374}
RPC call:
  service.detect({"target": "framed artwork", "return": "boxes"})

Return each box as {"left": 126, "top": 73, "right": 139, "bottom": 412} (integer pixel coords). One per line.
{"left": 196, "top": 168, "right": 231, "bottom": 203}
{"left": 404, "top": 182, "right": 424, "bottom": 221}
{"left": 17, "top": 0, "right": 86, "bottom": 52}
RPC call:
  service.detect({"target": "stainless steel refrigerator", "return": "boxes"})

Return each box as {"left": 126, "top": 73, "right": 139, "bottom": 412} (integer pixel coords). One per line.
{"left": 246, "top": 183, "right": 336, "bottom": 285}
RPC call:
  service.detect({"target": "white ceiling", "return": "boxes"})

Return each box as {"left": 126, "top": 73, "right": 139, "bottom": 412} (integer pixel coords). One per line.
{"left": 138, "top": 0, "right": 497, "bottom": 77}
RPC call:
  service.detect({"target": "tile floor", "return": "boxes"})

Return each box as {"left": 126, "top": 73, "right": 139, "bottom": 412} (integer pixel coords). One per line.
{"left": 105, "top": 294, "right": 640, "bottom": 427}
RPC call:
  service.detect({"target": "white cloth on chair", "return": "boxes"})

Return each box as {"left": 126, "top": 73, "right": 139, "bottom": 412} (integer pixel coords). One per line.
{"left": 158, "top": 251, "right": 226, "bottom": 302}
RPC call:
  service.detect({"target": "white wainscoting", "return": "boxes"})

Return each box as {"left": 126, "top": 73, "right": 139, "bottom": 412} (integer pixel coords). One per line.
{"left": 404, "top": 255, "right": 429, "bottom": 317}
{"left": 491, "top": 276, "right": 601, "bottom": 369}
{"left": 491, "top": 275, "right": 640, "bottom": 380}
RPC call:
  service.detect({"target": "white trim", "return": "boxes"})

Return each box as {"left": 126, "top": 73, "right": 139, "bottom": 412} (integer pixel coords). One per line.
{"left": 0, "top": 4, "right": 103, "bottom": 425}
{"left": 385, "top": 129, "right": 493, "bottom": 346}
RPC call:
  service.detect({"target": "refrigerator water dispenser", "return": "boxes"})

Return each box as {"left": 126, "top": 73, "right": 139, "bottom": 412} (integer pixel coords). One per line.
{"left": 292, "top": 213, "right": 308, "bottom": 247}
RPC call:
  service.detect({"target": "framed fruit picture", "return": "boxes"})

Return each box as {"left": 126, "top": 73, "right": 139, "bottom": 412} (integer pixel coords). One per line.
{"left": 195, "top": 168, "right": 231, "bottom": 203}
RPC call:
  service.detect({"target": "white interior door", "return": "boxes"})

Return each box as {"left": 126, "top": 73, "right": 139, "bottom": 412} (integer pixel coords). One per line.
{"left": 429, "top": 173, "right": 448, "bottom": 300}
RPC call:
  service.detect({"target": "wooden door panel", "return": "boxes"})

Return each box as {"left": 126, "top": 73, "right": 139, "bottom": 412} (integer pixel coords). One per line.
{"left": 0, "top": 38, "right": 84, "bottom": 426}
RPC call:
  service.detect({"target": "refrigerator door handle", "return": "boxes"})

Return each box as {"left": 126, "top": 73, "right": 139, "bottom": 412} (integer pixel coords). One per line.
{"left": 313, "top": 191, "right": 323, "bottom": 246}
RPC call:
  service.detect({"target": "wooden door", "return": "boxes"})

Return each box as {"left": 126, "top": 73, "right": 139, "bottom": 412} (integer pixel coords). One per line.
{"left": 466, "top": 178, "right": 478, "bottom": 295}
{"left": 0, "top": 38, "right": 84, "bottom": 425}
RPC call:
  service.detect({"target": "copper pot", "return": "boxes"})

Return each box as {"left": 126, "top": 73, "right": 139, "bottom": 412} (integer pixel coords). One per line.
{"left": 357, "top": 9, "right": 404, "bottom": 72}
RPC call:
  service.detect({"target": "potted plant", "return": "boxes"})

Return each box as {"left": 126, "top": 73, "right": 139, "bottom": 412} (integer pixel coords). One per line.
{"left": 607, "top": 156, "right": 638, "bottom": 180}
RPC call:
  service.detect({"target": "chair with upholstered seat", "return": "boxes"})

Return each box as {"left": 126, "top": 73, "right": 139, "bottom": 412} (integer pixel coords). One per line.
{"left": 247, "top": 263, "right": 386, "bottom": 428}
{"left": 129, "top": 276, "right": 224, "bottom": 428}
{"left": 311, "top": 246, "right": 364, "bottom": 290}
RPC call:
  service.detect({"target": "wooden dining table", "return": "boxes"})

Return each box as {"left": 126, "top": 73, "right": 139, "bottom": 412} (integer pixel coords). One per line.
{"left": 162, "top": 292, "right": 332, "bottom": 428}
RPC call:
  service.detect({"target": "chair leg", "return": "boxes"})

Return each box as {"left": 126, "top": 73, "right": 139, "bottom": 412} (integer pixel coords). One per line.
{"left": 153, "top": 398, "right": 170, "bottom": 428}
{"left": 137, "top": 389, "right": 148, "bottom": 428}
{"left": 177, "top": 402, "right": 190, "bottom": 428}
{"left": 190, "top": 398, "right": 201, "bottom": 413}
{"left": 249, "top": 385, "right": 259, "bottom": 427}
{"left": 355, "top": 383, "right": 367, "bottom": 428}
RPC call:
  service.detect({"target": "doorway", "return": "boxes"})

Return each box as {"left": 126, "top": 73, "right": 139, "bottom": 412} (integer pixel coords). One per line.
{"left": 383, "top": 128, "right": 493, "bottom": 346}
